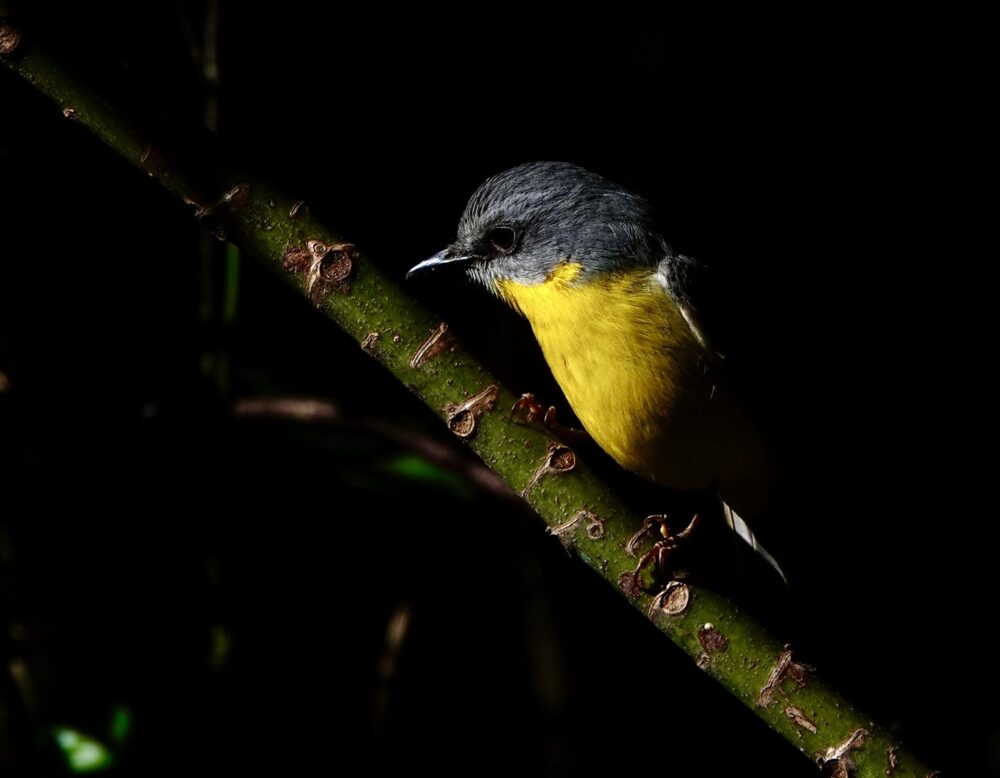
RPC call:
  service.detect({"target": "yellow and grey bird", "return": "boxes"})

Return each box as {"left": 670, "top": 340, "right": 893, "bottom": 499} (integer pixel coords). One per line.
{"left": 408, "top": 161, "right": 782, "bottom": 576}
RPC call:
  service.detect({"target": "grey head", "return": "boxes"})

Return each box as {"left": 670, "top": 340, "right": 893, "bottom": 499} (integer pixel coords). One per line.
{"left": 408, "top": 162, "right": 675, "bottom": 290}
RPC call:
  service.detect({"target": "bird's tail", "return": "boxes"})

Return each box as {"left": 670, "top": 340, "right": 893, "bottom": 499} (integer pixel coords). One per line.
{"left": 721, "top": 500, "right": 787, "bottom": 584}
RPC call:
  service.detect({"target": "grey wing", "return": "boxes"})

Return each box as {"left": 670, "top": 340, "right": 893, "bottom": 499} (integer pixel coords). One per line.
{"left": 654, "top": 253, "right": 724, "bottom": 369}
{"left": 656, "top": 254, "right": 787, "bottom": 583}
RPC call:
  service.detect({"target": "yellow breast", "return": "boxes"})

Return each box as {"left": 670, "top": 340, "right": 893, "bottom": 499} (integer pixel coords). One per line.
{"left": 496, "top": 263, "right": 718, "bottom": 489}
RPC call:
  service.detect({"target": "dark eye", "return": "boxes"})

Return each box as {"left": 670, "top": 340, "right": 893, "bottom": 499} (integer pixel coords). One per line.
{"left": 488, "top": 226, "right": 517, "bottom": 254}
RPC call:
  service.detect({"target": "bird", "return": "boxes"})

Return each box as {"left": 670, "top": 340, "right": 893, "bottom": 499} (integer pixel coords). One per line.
{"left": 408, "top": 161, "right": 782, "bottom": 579}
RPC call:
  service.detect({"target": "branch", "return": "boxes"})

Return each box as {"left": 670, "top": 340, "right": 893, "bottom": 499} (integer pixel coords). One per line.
{"left": 1, "top": 15, "right": 933, "bottom": 777}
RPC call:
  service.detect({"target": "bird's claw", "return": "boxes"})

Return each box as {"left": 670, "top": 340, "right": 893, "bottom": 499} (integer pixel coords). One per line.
{"left": 511, "top": 392, "right": 548, "bottom": 425}
{"left": 511, "top": 393, "right": 590, "bottom": 445}
{"left": 627, "top": 514, "right": 701, "bottom": 593}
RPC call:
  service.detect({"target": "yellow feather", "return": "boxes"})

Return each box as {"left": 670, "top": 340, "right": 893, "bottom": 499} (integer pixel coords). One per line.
{"left": 496, "top": 262, "right": 726, "bottom": 490}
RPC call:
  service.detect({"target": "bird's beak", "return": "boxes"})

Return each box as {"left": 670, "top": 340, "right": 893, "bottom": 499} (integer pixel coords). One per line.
{"left": 406, "top": 249, "right": 475, "bottom": 279}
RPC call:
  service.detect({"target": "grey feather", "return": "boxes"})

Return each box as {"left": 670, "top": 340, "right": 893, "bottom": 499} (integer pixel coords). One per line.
{"left": 452, "top": 161, "right": 684, "bottom": 290}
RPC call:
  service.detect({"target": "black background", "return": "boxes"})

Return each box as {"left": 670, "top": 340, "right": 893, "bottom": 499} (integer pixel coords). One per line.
{"left": 1, "top": 1, "right": 989, "bottom": 775}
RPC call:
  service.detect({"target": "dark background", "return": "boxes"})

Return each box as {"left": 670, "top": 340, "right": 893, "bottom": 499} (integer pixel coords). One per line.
{"left": 1, "top": 1, "right": 988, "bottom": 775}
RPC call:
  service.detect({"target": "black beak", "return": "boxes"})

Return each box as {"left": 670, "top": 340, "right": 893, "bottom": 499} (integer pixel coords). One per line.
{"left": 406, "top": 249, "right": 475, "bottom": 279}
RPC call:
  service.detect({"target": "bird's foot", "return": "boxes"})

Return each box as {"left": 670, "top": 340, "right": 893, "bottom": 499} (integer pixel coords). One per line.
{"left": 626, "top": 513, "right": 701, "bottom": 593}
{"left": 511, "top": 392, "right": 547, "bottom": 424}
{"left": 511, "top": 393, "right": 590, "bottom": 445}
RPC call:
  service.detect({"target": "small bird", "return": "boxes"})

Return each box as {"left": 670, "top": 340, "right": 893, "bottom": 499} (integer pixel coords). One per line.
{"left": 408, "top": 162, "right": 781, "bottom": 577}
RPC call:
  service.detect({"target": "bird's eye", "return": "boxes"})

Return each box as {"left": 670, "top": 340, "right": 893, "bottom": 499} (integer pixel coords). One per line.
{"left": 488, "top": 226, "right": 517, "bottom": 254}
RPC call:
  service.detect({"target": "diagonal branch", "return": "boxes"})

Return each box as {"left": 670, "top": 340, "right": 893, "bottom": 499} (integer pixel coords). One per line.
{"left": 1, "top": 13, "right": 932, "bottom": 777}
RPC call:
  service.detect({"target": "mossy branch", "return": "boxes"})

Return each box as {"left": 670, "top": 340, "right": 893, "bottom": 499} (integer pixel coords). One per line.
{"left": 1, "top": 15, "right": 933, "bottom": 777}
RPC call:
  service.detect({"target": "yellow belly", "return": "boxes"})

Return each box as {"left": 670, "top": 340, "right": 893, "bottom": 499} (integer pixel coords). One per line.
{"left": 496, "top": 264, "right": 721, "bottom": 489}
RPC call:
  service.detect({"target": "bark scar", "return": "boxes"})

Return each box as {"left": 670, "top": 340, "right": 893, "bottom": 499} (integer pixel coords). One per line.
{"left": 282, "top": 239, "right": 356, "bottom": 302}
{"left": 192, "top": 183, "right": 250, "bottom": 219}
{"left": 698, "top": 623, "right": 728, "bottom": 654}
{"left": 0, "top": 18, "right": 22, "bottom": 56}
{"left": 409, "top": 323, "right": 455, "bottom": 369}
{"left": 785, "top": 705, "right": 818, "bottom": 735}
{"left": 547, "top": 509, "right": 606, "bottom": 548}
{"left": 618, "top": 571, "right": 642, "bottom": 600}
{"left": 442, "top": 384, "right": 499, "bottom": 438}
{"left": 361, "top": 332, "right": 380, "bottom": 354}
{"left": 184, "top": 183, "right": 250, "bottom": 239}
{"left": 757, "top": 646, "right": 812, "bottom": 707}
{"left": 648, "top": 580, "right": 690, "bottom": 618}
{"left": 886, "top": 745, "right": 899, "bottom": 775}
{"left": 521, "top": 442, "right": 576, "bottom": 498}
{"left": 815, "top": 728, "right": 869, "bottom": 777}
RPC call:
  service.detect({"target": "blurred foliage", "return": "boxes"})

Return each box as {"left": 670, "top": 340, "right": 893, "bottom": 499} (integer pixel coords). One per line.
{"left": 54, "top": 729, "right": 112, "bottom": 773}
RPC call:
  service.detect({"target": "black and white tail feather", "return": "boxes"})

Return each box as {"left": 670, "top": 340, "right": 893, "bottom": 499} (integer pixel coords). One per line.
{"left": 722, "top": 500, "right": 787, "bottom": 584}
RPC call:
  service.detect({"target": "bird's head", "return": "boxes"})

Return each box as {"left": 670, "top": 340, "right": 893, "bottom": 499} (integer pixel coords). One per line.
{"left": 408, "top": 162, "right": 670, "bottom": 293}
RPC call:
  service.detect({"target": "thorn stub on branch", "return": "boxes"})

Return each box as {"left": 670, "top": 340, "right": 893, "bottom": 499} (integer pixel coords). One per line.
{"left": 757, "top": 646, "right": 812, "bottom": 707}
{"left": 187, "top": 183, "right": 250, "bottom": 221}
{"left": 824, "top": 761, "right": 850, "bottom": 778}
{"left": 282, "top": 240, "right": 356, "bottom": 300}
{"left": 311, "top": 239, "right": 354, "bottom": 281}
{"left": 61, "top": 106, "right": 77, "bottom": 119}
{"left": 409, "top": 322, "right": 455, "bottom": 369}
{"left": 785, "top": 705, "right": 818, "bottom": 735}
{"left": 617, "top": 571, "right": 642, "bottom": 600}
{"left": 586, "top": 514, "right": 605, "bottom": 540}
{"left": 282, "top": 245, "right": 310, "bottom": 273}
{"left": 547, "top": 510, "right": 606, "bottom": 548}
{"left": 442, "top": 384, "right": 499, "bottom": 438}
{"left": 886, "top": 745, "right": 899, "bottom": 775}
{"left": 446, "top": 410, "right": 474, "bottom": 438}
{"left": 547, "top": 445, "right": 576, "bottom": 472}
{"left": 280, "top": 239, "right": 356, "bottom": 302}
{"left": 361, "top": 331, "right": 380, "bottom": 353}
{"left": 648, "top": 580, "right": 690, "bottom": 618}
{"left": 0, "top": 18, "right": 21, "bottom": 56}
{"left": 220, "top": 183, "right": 251, "bottom": 208}
{"left": 698, "top": 623, "right": 728, "bottom": 654}
{"left": 816, "top": 728, "right": 869, "bottom": 777}
{"left": 521, "top": 443, "right": 576, "bottom": 498}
